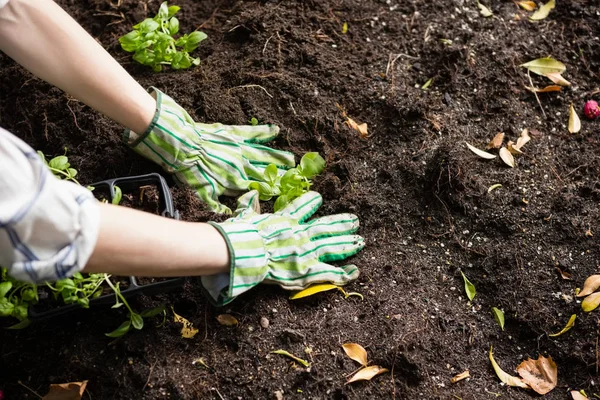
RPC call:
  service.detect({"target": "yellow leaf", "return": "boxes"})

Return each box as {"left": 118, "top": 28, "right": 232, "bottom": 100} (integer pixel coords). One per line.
{"left": 526, "top": 85, "right": 562, "bottom": 93}
{"left": 569, "top": 103, "right": 581, "bottom": 134}
{"left": 42, "top": 381, "right": 88, "bottom": 400}
{"left": 346, "top": 118, "right": 369, "bottom": 138}
{"left": 465, "top": 142, "right": 496, "bottom": 159}
{"left": 517, "top": 1, "right": 537, "bottom": 11}
{"left": 507, "top": 141, "right": 523, "bottom": 155}
{"left": 515, "top": 128, "right": 531, "bottom": 149}
{"left": 549, "top": 314, "right": 576, "bottom": 337}
{"left": 342, "top": 22, "right": 348, "bottom": 34}
{"left": 488, "top": 183, "right": 502, "bottom": 193}
{"left": 545, "top": 72, "right": 571, "bottom": 86}
{"left": 342, "top": 343, "right": 368, "bottom": 367}
{"left": 529, "top": 0, "right": 555, "bottom": 20}
{"left": 520, "top": 57, "right": 565, "bottom": 76}
{"left": 571, "top": 390, "right": 589, "bottom": 399}
{"left": 499, "top": 147, "right": 516, "bottom": 168}
{"left": 477, "top": 0, "right": 493, "bottom": 17}
{"left": 289, "top": 283, "right": 339, "bottom": 299}
{"left": 581, "top": 292, "right": 600, "bottom": 312}
{"left": 172, "top": 307, "right": 198, "bottom": 339}
{"left": 421, "top": 77, "right": 433, "bottom": 90}
{"left": 271, "top": 350, "right": 310, "bottom": 367}
{"left": 577, "top": 275, "right": 600, "bottom": 297}
{"left": 216, "top": 314, "right": 239, "bottom": 326}
{"left": 516, "top": 355, "right": 558, "bottom": 395}
{"left": 489, "top": 347, "right": 531, "bottom": 389}
{"left": 345, "top": 365, "right": 389, "bottom": 384}
{"left": 450, "top": 370, "right": 470, "bottom": 383}
{"left": 487, "top": 132, "right": 505, "bottom": 149}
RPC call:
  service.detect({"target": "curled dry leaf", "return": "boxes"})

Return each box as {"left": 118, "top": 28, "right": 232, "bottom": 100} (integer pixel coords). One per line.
{"left": 489, "top": 347, "right": 530, "bottom": 389}
{"left": 520, "top": 57, "right": 565, "bottom": 76}
{"left": 545, "top": 72, "right": 571, "bottom": 86}
{"left": 577, "top": 275, "right": 600, "bottom": 297}
{"left": 42, "top": 381, "right": 88, "bottom": 400}
{"left": 555, "top": 267, "right": 572, "bottom": 280}
{"left": 465, "top": 142, "right": 496, "bottom": 159}
{"left": 217, "top": 314, "right": 239, "bottom": 326}
{"left": 516, "top": 128, "right": 531, "bottom": 149}
{"left": 172, "top": 308, "right": 198, "bottom": 339}
{"left": 529, "top": 0, "right": 555, "bottom": 20}
{"left": 581, "top": 292, "right": 600, "bottom": 312}
{"left": 526, "top": 85, "right": 562, "bottom": 93}
{"left": 487, "top": 132, "right": 505, "bottom": 149}
{"left": 569, "top": 103, "right": 582, "bottom": 134}
{"left": 516, "top": 355, "right": 557, "bottom": 395}
{"left": 548, "top": 314, "right": 576, "bottom": 337}
{"left": 346, "top": 118, "right": 369, "bottom": 138}
{"left": 346, "top": 365, "right": 389, "bottom": 384}
{"left": 571, "top": 390, "right": 589, "bottom": 399}
{"left": 477, "top": 0, "right": 493, "bottom": 17}
{"left": 499, "top": 147, "right": 516, "bottom": 168}
{"left": 517, "top": 1, "right": 537, "bottom": 11}
{"left": 450, "top": 370, "right": 470, "bottom": 383}
{"left": 507, "top": 141, "right": 522, "bottom": 155}
{"left": 342, "top": 343, "right": 368, "bottom": 367}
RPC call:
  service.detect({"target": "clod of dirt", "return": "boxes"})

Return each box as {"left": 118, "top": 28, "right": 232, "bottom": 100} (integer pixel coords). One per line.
{"left": 260, "top": 317, "right": 269, "bottom": 329}
{"left": 279, "top": 329, "right": 305, "bottom": 344}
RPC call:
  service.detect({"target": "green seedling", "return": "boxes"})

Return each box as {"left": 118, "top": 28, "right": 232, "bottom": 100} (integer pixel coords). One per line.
{"left": 45, "top": 272, "right": 106, "bottom": 309}
{"left": 0, "top": 268, "right": 37, "bottom": 328}
{"left": 112, "top": 185, "right": 123, "bottom": 205}
{"left": 37, "top": 150, "right": 80, "bottom": 185}
{"left": 119, "top": 2, "right": 207, "bottom": 71}
{"left": 249, "top": 117, "right": 259, "bottom": 126}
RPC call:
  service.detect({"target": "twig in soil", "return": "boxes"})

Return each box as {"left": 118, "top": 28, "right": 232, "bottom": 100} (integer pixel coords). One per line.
{"left": 386, "top": 53, "right": 419, "bottom": 91}
{"left": 142, "top": 359, "right": 158, "bottom": 392}
{"left": 195, "top": 7, "right": 220, "bottom": 31}
{"left": 211, "top": 388, "right": 225, "bottom": 400}
{"left": 527, "top": 70, "right": 547, "bottom": 118}
{"left": 289, "top": 101, "right": 297, "bottom": 116}
{"left": 66, "top": 98, "right": 85, "bottom": 132}
{"left": 229, "top": 84, "right": 273, "bottom": 98}
{"left": 262, "top": 34, "right": 274, "bottom": 55}
{"left": 43, "top": 111, "right": 49, "bottom": 141}
{"left": 18, "top": 380, "right": 42, "bottom": 399}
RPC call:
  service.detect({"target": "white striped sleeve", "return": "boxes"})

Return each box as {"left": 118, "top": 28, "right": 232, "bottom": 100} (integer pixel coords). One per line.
{"left": 0, "top": 127, "right": 100, "bottom": 283}
{"left": 0, "top": 0, "right": 9, "bottom": 9}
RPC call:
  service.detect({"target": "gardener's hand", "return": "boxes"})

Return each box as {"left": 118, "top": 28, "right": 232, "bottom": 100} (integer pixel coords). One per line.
{"left": 201, "top": 190, "right": 365, "bottom": 305}
{"left": 124, "top": 88, "right": 295, "bottom": 214}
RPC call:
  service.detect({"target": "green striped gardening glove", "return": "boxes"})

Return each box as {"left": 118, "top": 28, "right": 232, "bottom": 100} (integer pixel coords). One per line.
{"left": 123, "top": 88, "right": 296, "bottom": 214}
{"left": 201, "top": 190, "right": 365, "bottom": 305}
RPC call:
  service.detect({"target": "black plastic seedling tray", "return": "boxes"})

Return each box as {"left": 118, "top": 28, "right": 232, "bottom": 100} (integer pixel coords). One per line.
{"left": 29, "top": 173, "right": 185, "bottom": 321}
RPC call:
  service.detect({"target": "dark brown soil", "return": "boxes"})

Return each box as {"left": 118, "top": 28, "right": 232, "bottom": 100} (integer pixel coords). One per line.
{"left": 1, "top": 0, "right": 600, "bottom": 399}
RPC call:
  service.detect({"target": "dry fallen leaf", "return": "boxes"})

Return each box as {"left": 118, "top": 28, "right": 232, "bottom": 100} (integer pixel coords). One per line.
{"left": 577, "top": 275, "right": 600, "bottom": 297}
{"left": 172, "top": 308, "right": 198, "bottom": 339}
{"left": 477, "top": 0, "right": 493, "bottom": 17}
{"left": 346, "top": 365, "right": 389, "bottom": 384}
{"left": 42, "top": 381, "right": 88, "bottom": 400}
{"left": 529, "top": 0, "right": 555, "bottom": 20}
{"left": 346, "top": 118, "right": 369, "bottom": 138}
{"left": 489, "top": 347, "right": 531, "bottom": 389}
{"left": 571, "top": 390, "right": 589, "bottom": 399}
{"left": 526, "top": 85, "right": 562, "bottom": 93}
{"left": 556, "top": 267, "right": 572, "bottom": 280}
{"left": 569, "top": 103, "right": 581, "bottom": 133}
{"left": 450, "top": 370, "right": 470, "bottom": 383}
{"left": 545, "top": 72, "right": 571, "bottom": 86}
{"left": 507, "top": 141, "right": 523, "bottom": 155}
{"left": 487, "top": 133, "right": 505, "bottom": 149}
{"left": 465, "top": 142, "right": 496, "bottom": 159}
{"left": 342, "top": 343, "right": 368, "bottom": 367}
{"left": 517, "top": 1, "right": 537, "bottom": 11}
{"left": 521, "top": 57, "right": 565, "bottom": 76}
{"left": 289, "top": 283, "right": 339, "bottom": 299}
{"left": 516, "top": 355, "right": 557, "bottom": 395}
{"left": 581, "top": 292, "right": 600, "bottom": 312}
{"left": 217, "top": 314, "right": 239, "bottom": 326}
{"left": 499, "top": 147, "right": 516, "bottom": 168}
{"left": 549, "top": 314, "right": 576, "bottom": 337}
{"left": 516, "top": 128, "right": 531, "bottom": 149}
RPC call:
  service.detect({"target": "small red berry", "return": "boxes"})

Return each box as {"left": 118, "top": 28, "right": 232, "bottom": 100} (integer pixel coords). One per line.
{"left": 583, "top": 100, "right": 600, "bottom": 120}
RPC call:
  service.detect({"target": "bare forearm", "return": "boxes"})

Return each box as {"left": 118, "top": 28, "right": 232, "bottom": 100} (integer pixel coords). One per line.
{"left": 84, "top": 203, "right": 229, "bottom": 277}
{"left": 0, "top": 0, "right": 155, "bottom": 133}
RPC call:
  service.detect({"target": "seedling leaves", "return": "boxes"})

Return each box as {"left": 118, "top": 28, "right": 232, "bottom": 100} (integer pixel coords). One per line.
{"left": 581, "top": 292, "right": 600, "bottom": 312}
{"left": 549, "top": 314, "right": 576, "bottom": 337}
{"left": 346, "top": 365, "right": 389, "bottom": 384}
{"left": 299, "top": 152, "right": 326, "bottom": 179}
{"left": 451, "top": 370, "right": 470, "bottom": 383}
{"left": 569, "top": 103, "right": 581, "bottom": 134}
{"left": 516, "top": 355, "right": 557, "bottom": 395}
{"left": 487, "top": 133, "right": 505, "bottom": 149}
{"left": 217, "top": 314, "right": 239, "bottom": 326}
{"left": 7, "top": 318, "right": 32, "bottom": 330}
{"left": 42, "top": 381, "right": 88, "bottom": 400}
{"left": 517, "top": 1, "right": 537, "bottom": 11}
{"left": 520, "top": 57, "right": 565, "bottom": 76}
{"left": 491, "top": 307, "right": 505, "bottom": 330}
{"left": 489, "top": 347, "right": 531, "bottom": 389}
{"left": 545, "top": 72, "right": 571, "bottom": 86}
{"left": 271, "top": 350, "right": 310, "bottom": 367}
{"left": 477, "top": 0, "right": 493, "bottom": 17}
{"left": 105, "top": 320, "right": 131, "bottom": 338}
{"left": 571, "top": 390, "right": 589, "bottom": 400}
{"left": 460, "top": 271, "right": 476, "bottom": 301}
{"left": 577, "top": 275, "right": 600, "bottom": 297}
{"left": 499, "top": 147, "right": 516, "bottom": 168}
{"left": 172, "top": 307, "right": 198, "bottom": 338}
{"left": 342, "top": 343, "right": 368, "bottom": 366}
{"left": 529, "top": 0, "right": 555, "bottom": 20}
{"left": 465, "top": 142, "right": 496, "bottom": 159}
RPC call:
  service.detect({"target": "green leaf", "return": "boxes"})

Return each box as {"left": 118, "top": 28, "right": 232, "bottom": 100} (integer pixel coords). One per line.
{"left": 13, "top": 305, "right": 28, "bottom": 320}
{"left": 140, "top": 304, "right": 166, "bottom": 318}
{"left": 37, "top": 150, "right": 48, "bottom": 165}
{"left": 273, "top": 194, "right": 290, "bottom": 212}
{"left": 131, "top": 313, "right": 144, "bottom": 330}
{"left": 184, "top": 31, "right": 207, "bottom": 52}
{"left": 49, "top": 156, "right": 69, "bottom": 171}
{"left": 460, "top": 271, "right": 476, "bottom": 301}
{"left": 105, "top": 320, "right": 131, "bottom": 337}
{"left": 0, "top": 298, "right": 14, "bottom": 317}
{"left": 135, "top": 18, "right": 160, "bottom": 33}
{"left": 249, "top": 117, "right": 259, "bottom": 126}
{"left": 67, "top": 168, "right": 78, "bottom": 178}
{"left": 249, "top": 181, "right": 273, "bottom": 201}
{"left": 0, "top": 281, "right": 12, "bottom": 298}
{"left": 280, "top": 169, "right": 303, "bottom": 192}
{"left": 21, "top": 289, "right": 36, "bottom": 302}
{"left": 264, "top": 164, "right": 278, "bottom": 185}
{"left": 520, "top": 57, "right": 566, "bottom": 76}
{"left": 157, "top": 2, "right": 169, "bottom": 20}
{"left": 112, "top": 185, "right": 123, "bottom": 205}
{"left": 169, "top": 17, "right": 179, "bottom": 35}
{"left": 299, "top": 152, "right": 325, "bottom": 179}
{"left": 167, "top": 5, "right": 181, "bottom": 18}
{"left": 271, "top": 350, "right": 310, "bottom": 367}
{"left": 7, "top": 318, "right": 31, "bottom": 330}
{"left": 491, "top": 307, "right": 505, "bottom": 330}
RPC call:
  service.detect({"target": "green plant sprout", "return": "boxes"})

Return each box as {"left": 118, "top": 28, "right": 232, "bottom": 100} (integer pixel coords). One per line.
{"left": 119, "top": 2, "right": 207, "bottom": 72}
{"left": 249, "top": 152, "right": 326, "bottom": 211}
{"left": 37, "top": 150, "right": 80, "bottom": 185}
{"left": 45, "top": 272, "right": 105, "bottom": 309}
{"left": 0, "top": 268, "right": 37, "bottom": 329}
{"left": 249, "top": 117, "right": 259, "bottom": 126}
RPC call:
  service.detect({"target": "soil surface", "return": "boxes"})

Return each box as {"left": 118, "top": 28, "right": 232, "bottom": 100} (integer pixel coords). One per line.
{"left": 1, "top": 0, "right": 600, "bottom": 399}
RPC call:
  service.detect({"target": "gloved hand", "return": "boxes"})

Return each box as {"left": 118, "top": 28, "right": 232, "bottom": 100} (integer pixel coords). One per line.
{"left": 202, "top": 190, "right": 365, "bottom": 305}
{"left": 123, "top": 88, "right": 296, "bottom": 214}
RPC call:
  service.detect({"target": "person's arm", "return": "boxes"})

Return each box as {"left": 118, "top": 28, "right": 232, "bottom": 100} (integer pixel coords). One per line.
{"left": 0, "top": 0, "right": 155, "bottom": 134}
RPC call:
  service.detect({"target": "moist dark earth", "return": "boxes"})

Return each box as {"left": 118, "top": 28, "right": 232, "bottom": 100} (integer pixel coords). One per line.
{"left": 1, "top": 0, "right": 600, "bottom": 398}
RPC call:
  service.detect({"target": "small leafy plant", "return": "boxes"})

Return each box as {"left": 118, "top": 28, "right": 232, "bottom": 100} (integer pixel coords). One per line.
{"left": 119, "top": 2, "right": 207, "bottom": 71}
{"left": 0, "top": 268, "right": 37, "bottom": 329}
{"left": 38, "top": 150, "right": 80, "bottom": 185}
{"left": 248, "top": 152, "right": 326, "bottom": 211}
{"left": 45, "top": 272, "right": 105, "bottom": 309}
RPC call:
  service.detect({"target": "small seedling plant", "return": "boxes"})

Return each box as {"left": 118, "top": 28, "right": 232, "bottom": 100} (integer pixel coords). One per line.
{"left": 249, "top": 152, "right": 326, "bottom": 211}
{"left": 119, "top": 2, "right": 207, "bottom": 71}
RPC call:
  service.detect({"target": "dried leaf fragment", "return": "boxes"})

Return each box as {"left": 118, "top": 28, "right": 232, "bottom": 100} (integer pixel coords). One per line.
{"left": 487, "top": 133, "right": 505, "bottom": 149}
{"left": 529, "top": 0, "right": 555, "bottom": 20}
{"left": 172, "top": 307, "right": 198, "bottom": 339}
{"left": 450, "top": 370, "right": 470, "bottom": 383}
{"left": 346, "top": 365, "right": 389, "bottom": 384}
{"left": 581, "top": 292, "right": 600, "bottom": 312}
{"left": 526, "top": 85, "right": 562, "bottom": 93}
{"left": 549, "top": 314, "right": 576, "bottom": 337}
{"left": 516, "top": 355, "right": 557, "bottom": 395}
{"left": 571, "top": 390, "right": 589, "bottom": 399}
{"left": 516, "top": 128, "right": 531, "bottom": 149}
{"left": 342, "top": 343, "right": 368, "bottom": 367}
{"left": 517, "top": 1, "right": 537, "bottom": 11}
{"left": 499, "top": 147, "right": 516, "bottom": 168}
{"left": 577, "top": 275, "right": 600, "bottom": 297}
{"left": 488, "top": 183, "right": 502, "bottom": 193}
{"left": 477, "top": 0, "right": 493, "bottom": 17}
{"left": 569, "top": 103, "right": 581, "bottom": 134}
{"left": 465, "top": 142, "right": 496, "bottom": 159}
{"left": 489, "top": 347, "right": 531, "bottom": 389}
{"left": 520, "top": 57, "right": 565, "bottom": 76}
{"left": 271, "top": 350, "right": 310, "bottom": 367}
{"left": 545, "top": 72, "right": 571, "bottom": 86}
{"left": 217, "top": 314, "right": 239, "bottom": 326}
{"left": 346, "top": 118, "right": 369, "bottom": 138}
{"left": 289, "top": 283, "right": 339, "bottom": 299}
{"left": 42, "top": 381, "right": 88, "bottom": 400}
{"left": 507, "top": 141, "right": 523, "bottom": 155}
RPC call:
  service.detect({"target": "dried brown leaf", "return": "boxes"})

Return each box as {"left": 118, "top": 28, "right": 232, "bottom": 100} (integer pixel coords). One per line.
{"left": 489, "top": 347, "right": 530, "bottom": 389}
{"left": 342, "top": 343, "right": 368, "bottom": 366}
{"left": 555, "top": 267, "right": 572, "bottom": 280}
{"left": 217, "top": 314, "right": 239, "bottom": 326}
{"left": 516, "top": 355, "right": 557, "bottom": 395}
{"left": 529, "top": 0, "right": 555, "bottom": 20}
{"left": 346, "top": 118, "right": 369, "bottom": 138}
{"left": 346, "top": 365, "right": 389, "bottom": 384}
{"left": 507, "top": 141, "right": 523, "bottom": 155}
{"left": 487, "top": 133, "right": 505, "bottom": 149}
{"left": 569, "top": 103, "right": 581, "bottom": 134}
{"left": 172, "top": 308, "right": 199, "bottom": 339}
{"left": 450, "top": 370, "right": 470, "bottom": 383}
{"left": 571, "top": 390, "right": 589, "bottom": 399}
{"left": 545, "top": 72, "right": 571, "bottom": 86}
{"left": 526, "top": 85, "right": 562, "bottom": 93}
{"left": 465, "top": 142, "right": 496, "bottom": 159}
{"left": 516, "top": 128, "right": 531, "bottom": 149}
{"left": 42, "top": 381, "right": 88, "bottom": 400}
{"left": 577, "top": 275, "right": 600, "bottom": 297}
{"left": 499, "top": 147, "right": 515, "bottom": 168}
{"left": 517, "top": 1, "right": 537, "bottom": 11}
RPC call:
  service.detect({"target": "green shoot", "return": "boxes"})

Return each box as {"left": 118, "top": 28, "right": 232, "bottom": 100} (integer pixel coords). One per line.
{"left": 37, "top": 150, "right": 80, "bottom": 185}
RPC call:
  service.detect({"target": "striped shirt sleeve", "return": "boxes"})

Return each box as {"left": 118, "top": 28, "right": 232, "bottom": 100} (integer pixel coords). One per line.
{"left": 0, "top": 0, "right": 8, "bottom": 9}
{"left": 0, "top": 127, "right": 100, "bottom": 283}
